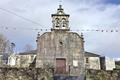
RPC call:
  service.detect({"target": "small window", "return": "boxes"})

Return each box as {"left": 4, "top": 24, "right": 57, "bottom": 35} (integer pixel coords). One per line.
{"left": 59, "top": 41, "right": 63, "bottom": 46}
{"left": 86, "top": 58, "right": 89, "bottom": 63}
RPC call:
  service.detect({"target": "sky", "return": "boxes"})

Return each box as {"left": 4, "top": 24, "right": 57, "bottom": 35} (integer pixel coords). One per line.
{"left": 0, "top": 0, "right": 120, "bottom": 58}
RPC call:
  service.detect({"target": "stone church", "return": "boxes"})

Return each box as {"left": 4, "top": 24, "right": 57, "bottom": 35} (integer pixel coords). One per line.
{"left": 36, "top": 5, "right": 85, "bottom": 77}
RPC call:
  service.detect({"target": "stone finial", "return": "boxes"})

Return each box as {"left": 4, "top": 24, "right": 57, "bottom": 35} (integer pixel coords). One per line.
{"left": 81, "top": 33, "right": 84, "bottom": 39}
{"left": 81, "top": 33, "right": 83, "bottom": 37}
{"left": 37, "top": 32, "right": 40, "bottom": 37}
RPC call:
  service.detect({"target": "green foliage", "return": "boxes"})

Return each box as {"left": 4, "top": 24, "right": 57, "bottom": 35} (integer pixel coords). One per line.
{"left": 86, "top": 70, "right": 118, "bottom": 80}
{"left": 115, "top": 61, "right": 120, "bottom": 69}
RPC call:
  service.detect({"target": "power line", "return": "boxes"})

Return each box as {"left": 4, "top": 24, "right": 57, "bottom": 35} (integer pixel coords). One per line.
{"left": 0, "top": 7, "right": 43, "bottom": 27}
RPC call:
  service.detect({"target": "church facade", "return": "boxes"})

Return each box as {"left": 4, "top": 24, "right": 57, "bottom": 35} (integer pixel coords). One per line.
{"left": 36, "top": 5, "right": 85, "bottom": 77}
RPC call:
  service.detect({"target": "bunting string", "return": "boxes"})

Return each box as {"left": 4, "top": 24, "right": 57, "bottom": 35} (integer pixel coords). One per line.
{"left": 0, "top": 26, "right": 119, "bottom": 32}
{"left": 0, "top": 7, "right": 119, "bottom": 33}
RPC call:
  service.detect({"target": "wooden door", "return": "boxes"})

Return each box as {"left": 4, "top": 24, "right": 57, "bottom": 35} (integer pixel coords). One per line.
{"left": 56, "top": 58, "right": 66, "bottom": 74}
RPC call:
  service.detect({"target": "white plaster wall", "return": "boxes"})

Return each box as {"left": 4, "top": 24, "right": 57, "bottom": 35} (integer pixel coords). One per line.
{"left": 89, "top": 57, "right": 101, "bottom": 70}
{"left": 105, "top": 57, "right": 115, "bottom": 70}
{"left": 8, "top": 55, "right": 16, "bottom": 66}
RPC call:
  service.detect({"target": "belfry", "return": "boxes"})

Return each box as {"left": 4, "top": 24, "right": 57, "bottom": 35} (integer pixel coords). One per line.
{"left": 51, "top": 5, "right": 70, "bottom": 31}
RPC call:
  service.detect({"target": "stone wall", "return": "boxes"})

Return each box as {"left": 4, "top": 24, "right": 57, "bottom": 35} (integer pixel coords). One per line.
{"left": 0, "top": 67, "right": 53, "bottom": 80}
{"left": 86, "top": 69, "right": 120, "bottom": 80}
{"left": 1, "top": 68, "right": 120, "bottom": 80}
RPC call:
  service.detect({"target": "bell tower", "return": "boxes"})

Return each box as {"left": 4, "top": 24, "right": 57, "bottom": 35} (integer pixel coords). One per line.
{"left": 51, "top": 5, "right": 70, "bottom": 31}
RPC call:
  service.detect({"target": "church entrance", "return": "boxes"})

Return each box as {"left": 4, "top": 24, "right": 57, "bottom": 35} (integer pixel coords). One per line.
{"left": 55, "top": 58, "right": 66, "bottom": 74}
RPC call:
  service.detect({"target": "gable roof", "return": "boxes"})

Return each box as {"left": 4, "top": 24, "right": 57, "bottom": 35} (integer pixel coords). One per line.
{"left": 19, "top": 50, "right": 37, "bottom": 55}
{"left": 85, "top": 51, "right": 101, "bottom": 57}
{"left": 19, "top": 50, "right": 101, "bottom": 57}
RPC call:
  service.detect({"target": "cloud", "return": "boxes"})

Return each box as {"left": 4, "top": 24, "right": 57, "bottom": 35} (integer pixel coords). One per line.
{"left": 65, "top": 0, "right": 120, "bottom": 57}
{"left": 0, "top": 0, "right": 120, "bottom": 57}
{"left": 104, "top": 0, "right": 120, "bottom": 4}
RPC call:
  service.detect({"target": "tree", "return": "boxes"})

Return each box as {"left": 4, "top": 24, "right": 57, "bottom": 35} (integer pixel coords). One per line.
{"left": 0, "top": 34, "right": 9, "bottom": 54}
{"left": 0, "top": 34, "right": 13, "bottom": 55}
{"left": 23, "top": 44, "right": 33, "bottom": 52}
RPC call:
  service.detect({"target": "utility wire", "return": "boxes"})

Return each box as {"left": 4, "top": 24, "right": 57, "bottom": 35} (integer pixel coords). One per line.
{"left": 0, "top": 8, "right": 119, "bottom": 33}
{"left": 0, "top": 7, "right": 43, "bottom": 27}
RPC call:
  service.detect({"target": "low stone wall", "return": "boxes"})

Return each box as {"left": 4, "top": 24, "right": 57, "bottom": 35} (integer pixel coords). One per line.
{"left": 0, "top": 67, "right": 53, "bottom": 80}
{"left": 1, "top": 68, "right": 120, "bottom": 80}
{"left": 86, "top": 69, "right": 120, "bottom": 80}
